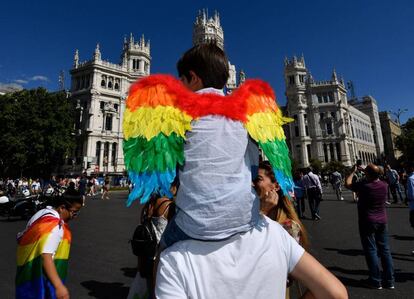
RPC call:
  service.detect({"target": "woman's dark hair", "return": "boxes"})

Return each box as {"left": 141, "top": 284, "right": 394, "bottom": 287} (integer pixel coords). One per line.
{"left": 177, "top": 43, "right": 229, "bottom": 89}
{"left": 52, "top": 190, "right": 83, "bottom": 208}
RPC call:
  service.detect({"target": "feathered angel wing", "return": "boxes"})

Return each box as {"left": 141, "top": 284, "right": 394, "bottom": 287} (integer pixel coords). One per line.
{"left": 234, "top": 80, "right": 294, "bottom": 196}
{"left": 123, "top": 75, "right": 194, "bottom": 206}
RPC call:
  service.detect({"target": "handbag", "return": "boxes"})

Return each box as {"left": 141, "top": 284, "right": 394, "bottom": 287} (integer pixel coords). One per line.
{"left": 307, "top": 175, "right": 323, "bottom": 201}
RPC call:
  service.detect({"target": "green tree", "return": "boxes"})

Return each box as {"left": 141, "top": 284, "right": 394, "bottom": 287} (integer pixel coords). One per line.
{"left": 0, "top": 88, "right": 75, "bottom": 178}
{"left": 396, "top": 117, "right": 414, "bottom": 162}
{"left": 322, "top": 160, "right": 346, "bottom": 176}
{"left": 309, "top": 158, "right": 323, "bottom": 174}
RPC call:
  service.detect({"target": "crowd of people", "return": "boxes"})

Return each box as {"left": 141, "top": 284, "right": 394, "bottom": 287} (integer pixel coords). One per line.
{"left": 13, "top": 42, "right": 414, "bottom": 299}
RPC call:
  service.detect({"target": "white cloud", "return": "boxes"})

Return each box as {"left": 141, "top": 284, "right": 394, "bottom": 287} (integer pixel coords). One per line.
{"left": 30, "top": 75, "right": 49, "bottom": 82}
{"left": 0, "top": 83, "right": 24, "bottom": 93}
{"left": 15, "top": 79, "right": 28, "bottom": 84}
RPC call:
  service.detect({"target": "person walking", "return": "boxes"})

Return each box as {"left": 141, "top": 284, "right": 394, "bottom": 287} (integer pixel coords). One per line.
{"left": 16, "top": 191, "right": 83, "bottom": 299}
{"left": 303, "top": 167, "right": 323, "bottom": 220}
{"left": 385, "top": 164, "right": 404, "bottom": 204}
{"left": 293, "top": 169, "right": 306, "bottom": 218}
{"left": 331, "top": 170, "right": 344, "bottom": 201}
{"left": 102, "top": 176, "right": 110, "bottom": 200}
{"left": 345, "top": 163, "right": 395, "bottom": 289}
{"left": 405, "top": 162, "right": 414, "bottom": 255}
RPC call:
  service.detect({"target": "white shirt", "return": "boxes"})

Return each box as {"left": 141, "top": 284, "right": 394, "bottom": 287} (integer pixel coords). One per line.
{"left": 175, "top": 87, "right": 260, "bottom": 240}
{"left": 25, "top": 207, "right": 63, "bottom": 255}
{"left": 302, "top": 171, "right": 322, "bottom": 192}
{"left": 156, "top": 215, "right": 305, "bottom": 299}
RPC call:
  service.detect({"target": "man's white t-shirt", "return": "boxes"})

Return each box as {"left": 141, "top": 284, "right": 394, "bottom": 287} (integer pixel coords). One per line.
{"left": 156, "top": 216, "right": 305, "bottom": 299}
{"left": 25, "top": 207, "right": 63, "bottom": 255}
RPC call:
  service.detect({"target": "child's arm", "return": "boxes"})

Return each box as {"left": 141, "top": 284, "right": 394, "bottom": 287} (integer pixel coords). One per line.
{"left": 42, "top": 253, "right": 70, "bottom": 299}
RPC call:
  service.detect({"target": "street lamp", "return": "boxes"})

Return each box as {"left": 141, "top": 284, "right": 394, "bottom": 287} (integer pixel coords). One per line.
{"left": 389, "top": 108, "right": 408, "bottom": 125}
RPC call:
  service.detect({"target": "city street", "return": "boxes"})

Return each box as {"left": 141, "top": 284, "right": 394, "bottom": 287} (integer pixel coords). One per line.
{"left": 1, "top": 188, "right": 413, "bottom": 298}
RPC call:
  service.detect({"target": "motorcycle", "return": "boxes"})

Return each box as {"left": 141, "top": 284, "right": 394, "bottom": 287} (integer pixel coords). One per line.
{"left": 0, "top": 189, "right": 41, "bottom": 220}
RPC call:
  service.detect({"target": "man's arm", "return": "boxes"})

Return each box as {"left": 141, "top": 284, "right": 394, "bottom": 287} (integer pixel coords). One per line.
{"left": 42, "top": 254, "right": 69, "bottom": 299}
{"left": 345, "top": 165, "right": 357, "bottom": 189}
{"left": 290, "top": 252, "right": 348, "bottom": 299}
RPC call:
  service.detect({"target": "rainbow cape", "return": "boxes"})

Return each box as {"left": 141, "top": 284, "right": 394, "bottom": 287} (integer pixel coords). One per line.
{"left": 123, "top": 74, "right": 293, "bottom": 205}
{"left": 16, "top": 215, "right": 71, "bottom": 299}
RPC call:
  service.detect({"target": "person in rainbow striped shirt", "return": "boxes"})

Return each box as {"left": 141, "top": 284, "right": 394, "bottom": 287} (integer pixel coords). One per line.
{"left": 15, "top": 191, "right": 83, "bottom": 299}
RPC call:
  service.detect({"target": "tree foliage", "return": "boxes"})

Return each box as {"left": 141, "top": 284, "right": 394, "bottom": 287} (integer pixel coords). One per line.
{"left": 396, "top": 117, "right": 414, "bottom": 162}
{"left": 0, "top": 88, "right": 75, "bottom": 178}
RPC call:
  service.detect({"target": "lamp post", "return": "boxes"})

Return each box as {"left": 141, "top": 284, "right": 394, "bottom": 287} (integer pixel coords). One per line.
{"left": 389, "top": 108, "right": 408, "bottom": 125}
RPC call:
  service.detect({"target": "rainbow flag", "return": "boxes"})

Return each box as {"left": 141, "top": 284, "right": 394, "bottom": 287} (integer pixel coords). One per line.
{"left": 16, "top": 215, "right": 71, "bottom": 299}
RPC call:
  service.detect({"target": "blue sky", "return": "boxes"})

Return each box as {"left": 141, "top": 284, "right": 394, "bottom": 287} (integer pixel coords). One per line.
{"left": 1, "top": 0, "right": 413, "bottom": 123}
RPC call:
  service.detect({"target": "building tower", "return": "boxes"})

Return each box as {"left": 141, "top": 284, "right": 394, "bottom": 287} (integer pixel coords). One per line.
{"left": 284, "top": 55, "right": 310, "bottom": 166}
{"left": 122, "top": 33, "right": 151, "bottom": 77}
{"left": 193, "top": 9, "right": 224, "bottom": 50}
{"left": 192, "top": 9, "right": 237, "bottom": 91}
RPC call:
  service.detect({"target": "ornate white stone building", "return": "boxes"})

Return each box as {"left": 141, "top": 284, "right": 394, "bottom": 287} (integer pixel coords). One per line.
{"left": 70, "top": 10, "right": 242, "bottom": 175}
{"left": 70, "top": 34, "right": 151, "bottom": 175}
{"left": 284, "top": 56, "right": 384, "bottom": 167}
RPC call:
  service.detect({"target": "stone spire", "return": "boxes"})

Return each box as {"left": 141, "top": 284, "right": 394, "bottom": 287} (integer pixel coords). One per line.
{"left": 93, "top": 43, "right": 101, "bottom": 61}
{"left": 331, "top": 68, "right": 338, "bottom": 82}
{"left": 73, "top": 49, "right": 79, "bottom": 68}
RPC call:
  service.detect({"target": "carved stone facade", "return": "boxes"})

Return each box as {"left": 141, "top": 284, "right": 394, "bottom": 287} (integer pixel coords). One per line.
{"left": 379, "top": 112, "right": 402, "bottom": 166}
{"left": 284, "top": 56, "right": 384, "bottom": 167}
{"left": 70, "top": 34, "right": 150, "bottom": 175}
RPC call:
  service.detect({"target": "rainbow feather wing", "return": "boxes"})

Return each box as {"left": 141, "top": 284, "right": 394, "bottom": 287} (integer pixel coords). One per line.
{"left": 123, "top": 76, "right": 193, "bottom": 206}
{"left": 239, "top": 80, "right": 294, "bottom": 195}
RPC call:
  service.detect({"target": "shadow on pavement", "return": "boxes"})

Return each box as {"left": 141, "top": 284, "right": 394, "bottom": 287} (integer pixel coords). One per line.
{"left": 391, "top": 234, "right": 414, "bottom": 241}
{"left": 121, "top": 267, "right": 137, "bottom": 278}
{"left": 324, "top": 247, "right": 364, "bottom": 256}
{"left": 81, "top": 280, "right": 129, "bottom": 299}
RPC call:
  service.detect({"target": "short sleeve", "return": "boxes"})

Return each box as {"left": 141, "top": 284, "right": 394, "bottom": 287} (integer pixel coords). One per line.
{"left": 42, "top": 226, "right": 63, "bottom": 254}
{"left": 280, "top": 226, "right": 305, "bottom": 273}
{"left": 155, "top": 252, "right": 187, "bottom": 299}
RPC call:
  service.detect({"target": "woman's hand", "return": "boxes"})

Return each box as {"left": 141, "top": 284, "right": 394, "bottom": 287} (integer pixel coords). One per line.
{"left": 260, "top": 189, "right": 279, "bottom": 215}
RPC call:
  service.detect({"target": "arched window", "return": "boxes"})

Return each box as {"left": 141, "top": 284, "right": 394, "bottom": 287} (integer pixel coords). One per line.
{"left": 101, "top": 75, "right": 106, "bottom": 88}
{"left": 96, "top": 141, "right": 101, "bottom": 166}
{"left": 108, "top": 79, "right": 113, "bottom": 89}
{"left": 112, "top": 143, "right": 117, "bottom": 166}
{"left": 133, "top": 59, "right": 136, "bottom": 70}
{"left": 105, "top": 114, "right": 113, "bottom": 131}
{"left": 104, "top": 142, "right": 109, "bottom": 165}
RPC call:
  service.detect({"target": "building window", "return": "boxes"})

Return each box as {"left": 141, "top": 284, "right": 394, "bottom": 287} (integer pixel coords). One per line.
{"left": 105, "top": 114, "right": 113, "bottom": 131}
{"left": 323, "top": 94, "right": 329, "bottom": 103}
{"left": 329, "top": 92, "right": 334, "bottom": 102}
{"left": 326, "top": 122, "right": 333, "bottom": 135}
{"left": 317, "top": 94, "right": 322, "bottom": 103}
{"left": 288, "top": 75, "right": 295, "bottom": 85}
{"left": 305, "top": 126, "right": 309, "bottom": 136}
{"left": 320, "top": 113, "right": 324, "bottom": 120}
{"left": 114, "top": 104, "right": 118, "bottom": 111}
{"left": 114, "top": 79, "right": 120, "bottom": 90}
{"left": 103, "top": 142, "right": 109, "bottom": 165}
{"left": 295, "top": 126, "right": 299, "bottom": 137}
{"left": 299, "top": 74, "right": 305, "bottom": 83}
{"left": 330, "top": 112, "right": 336, "bottom": 120}
{"left": 96, "top": 141, "right": 101, "bottom": 165}
{"left": 100, "top": 101, "right": 105, "bottom": 109}
{"left": 323, "top": 144, "right": 328, "bottom": 162}
{"left": 112, "top": 143, "right": 117, "bottom": 166}
{"left": 329, "top": 143, "right": 335, "bottom": 161}
{"left": 336, "top": 143, "right": 341, "bottom": 161}
{"left": 306, "top": 144, "right": 311, "bottom": 161}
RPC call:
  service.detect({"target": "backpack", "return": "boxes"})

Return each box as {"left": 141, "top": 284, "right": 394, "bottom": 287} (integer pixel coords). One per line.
{"left": 130, "top": 202, "right": 157, "bottom": 258}
{"left": 130, "top": 197, "right": 174, "bottom": 278}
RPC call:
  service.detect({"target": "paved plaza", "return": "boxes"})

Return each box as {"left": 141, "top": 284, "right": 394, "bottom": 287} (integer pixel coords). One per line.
{"left": 1, "top": 188, "right": 413, "bottom": 298}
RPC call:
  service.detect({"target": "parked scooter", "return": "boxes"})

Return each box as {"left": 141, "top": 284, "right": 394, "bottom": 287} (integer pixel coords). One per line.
{"left": 0, "top": 189, "right": 40, "bottom": 220}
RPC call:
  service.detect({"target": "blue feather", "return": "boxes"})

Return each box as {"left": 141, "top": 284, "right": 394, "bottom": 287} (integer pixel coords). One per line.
{"left": 126, "top": 170, "right": 176, "bottom": 206}
{"left": 274, "top": 168, "right": 294, "bottom": 198}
